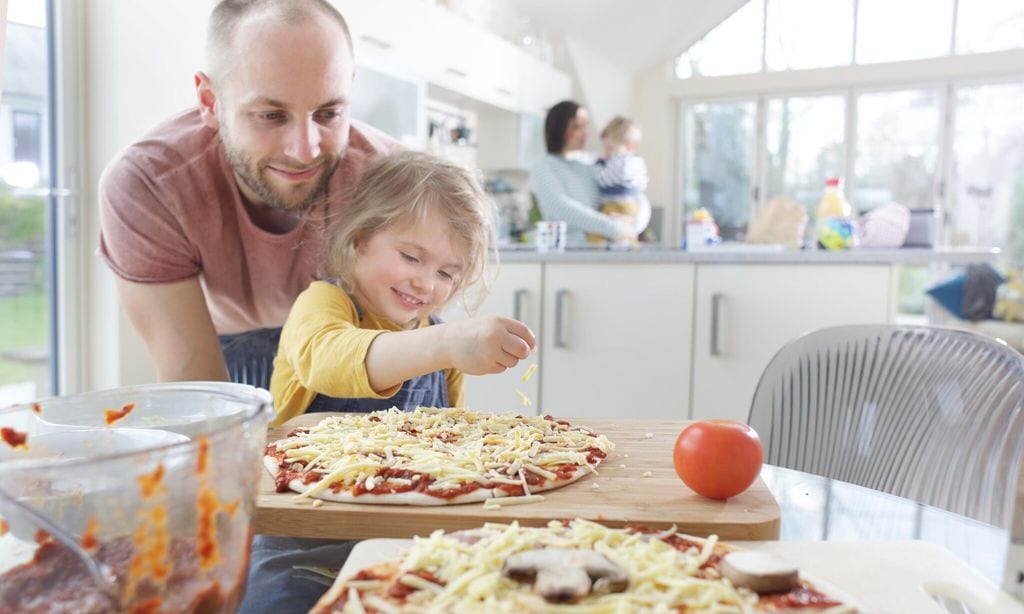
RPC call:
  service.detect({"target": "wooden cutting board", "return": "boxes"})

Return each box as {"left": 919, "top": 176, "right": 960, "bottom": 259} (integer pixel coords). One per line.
{"left": 254, "top": 416, "right": 780, "bottom": 540}
{"left": 336, "top": 539, "right": 1024, "bottom": 614}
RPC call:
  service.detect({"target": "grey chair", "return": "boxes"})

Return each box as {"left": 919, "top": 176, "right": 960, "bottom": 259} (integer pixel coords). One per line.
{"left": 748, "top": 325, "right": 1024, "bottom": 598}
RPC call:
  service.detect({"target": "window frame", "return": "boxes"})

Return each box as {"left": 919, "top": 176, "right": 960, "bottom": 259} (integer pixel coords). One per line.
{"left": 51, "top": 0, "right": 85, "bottom": 394}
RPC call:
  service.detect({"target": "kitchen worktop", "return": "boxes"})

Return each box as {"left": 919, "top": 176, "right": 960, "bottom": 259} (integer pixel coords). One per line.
{"left": 496, "top": 244, "right": 999, "bottom": 265}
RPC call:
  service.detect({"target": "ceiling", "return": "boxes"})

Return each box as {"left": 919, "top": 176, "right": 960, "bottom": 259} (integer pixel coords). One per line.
{"left": 493, "top": 0, "right": 748, "bottom": 74}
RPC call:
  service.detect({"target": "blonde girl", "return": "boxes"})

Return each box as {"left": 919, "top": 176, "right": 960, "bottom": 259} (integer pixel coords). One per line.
{"left": 270, "top": 150, "right": 535, "bottom": 424}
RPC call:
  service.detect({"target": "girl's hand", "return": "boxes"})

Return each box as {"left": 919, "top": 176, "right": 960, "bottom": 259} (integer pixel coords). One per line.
{"left": 443, "top": 316, "right": 537, "bottom": 375}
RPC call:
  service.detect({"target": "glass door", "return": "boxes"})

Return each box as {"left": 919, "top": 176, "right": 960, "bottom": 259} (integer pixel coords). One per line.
{"left": 0, "top": 0, "right": 54, "bottom": 404}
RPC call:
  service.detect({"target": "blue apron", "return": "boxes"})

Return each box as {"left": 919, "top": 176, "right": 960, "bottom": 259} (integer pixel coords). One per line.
{"left": 238, "top": 300, "right": 448, "bottom": 614}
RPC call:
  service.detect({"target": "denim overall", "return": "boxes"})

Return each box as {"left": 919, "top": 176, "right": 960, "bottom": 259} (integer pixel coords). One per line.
{"left": 237, "top": 299, "right": 448, "bottom": 614}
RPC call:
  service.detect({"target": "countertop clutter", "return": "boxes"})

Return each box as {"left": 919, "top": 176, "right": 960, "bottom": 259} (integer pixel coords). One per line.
{"left": 495, "top": 244, "right": 1000, "bottom": 265}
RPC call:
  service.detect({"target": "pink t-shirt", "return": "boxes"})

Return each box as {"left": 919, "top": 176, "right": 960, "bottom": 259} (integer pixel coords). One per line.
{"left": 98, "top": 108, "right": 398, "bottom": 334}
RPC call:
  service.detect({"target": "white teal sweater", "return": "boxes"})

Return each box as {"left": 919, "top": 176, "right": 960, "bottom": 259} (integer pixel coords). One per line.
{"left": 530, "top": 154, "right": 650, "bottom": 244}
{"left": 530, "top": 154, "right": 622, "bottom": 244}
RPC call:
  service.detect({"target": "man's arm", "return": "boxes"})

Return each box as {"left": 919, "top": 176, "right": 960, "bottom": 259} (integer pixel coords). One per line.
{"left": 115, "top": 276, "right": 229, "bottom": 382}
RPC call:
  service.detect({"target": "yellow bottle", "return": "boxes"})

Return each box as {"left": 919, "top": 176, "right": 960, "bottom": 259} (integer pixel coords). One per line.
{"left": 815, "top": 177, "right": 855, "bottom": 250}
{"left": 816, "top": 177, "right": 851, "bottom": 220}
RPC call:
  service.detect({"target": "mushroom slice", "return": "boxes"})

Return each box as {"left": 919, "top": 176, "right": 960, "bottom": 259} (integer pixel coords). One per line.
{"left": 502, "top": 548, "right": 629, "bottom": 603}
{"left": 721, "top": 551, "right": 799, "bottom": 594}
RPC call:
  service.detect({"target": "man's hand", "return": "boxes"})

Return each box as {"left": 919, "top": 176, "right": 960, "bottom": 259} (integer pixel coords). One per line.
{"left": 115, "top": 277, "right": 229, "bottom": 382}
{"left": 441, "top": 316, "right": 537, "bottom": 375}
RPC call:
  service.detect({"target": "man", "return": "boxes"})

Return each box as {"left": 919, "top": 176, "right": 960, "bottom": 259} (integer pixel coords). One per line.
{"left": 100, "top": 3, "right": 400, "bottom": 612}
{"left": 99, "top": 0, "right": 397, "bottom": 382}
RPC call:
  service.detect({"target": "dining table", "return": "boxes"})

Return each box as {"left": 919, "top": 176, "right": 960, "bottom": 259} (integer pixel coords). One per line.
{"left": 255, "top": 415, "right": 1023, "bottom": 612}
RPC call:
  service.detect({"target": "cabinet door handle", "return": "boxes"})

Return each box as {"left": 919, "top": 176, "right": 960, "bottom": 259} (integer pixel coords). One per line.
{"left": 444, "top": 67, "right": 468, "bottom": 78}
{"left": 497, "top": 87, "right": 514, "bottom": 96}
{"left": 710, "top": 293, "right": 724, "bottom": 356}
{"left": 554, "top": 289, "right": 570, "bottom": 349}
{"left": 360, "top": 34, "right": 393, "bottom": 50}
{"left": 513, "top": 289, "right": 527, "bottom": 322}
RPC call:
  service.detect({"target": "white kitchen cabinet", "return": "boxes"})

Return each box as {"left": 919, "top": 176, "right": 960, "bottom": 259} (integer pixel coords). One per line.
{"left": 332, "top": 0, "right": 568, "bottom": 116}
{"left": 517, "top": 54, "right": 571, "bottom": 117}
{"left": 690, "top": 264, "right": 896, "bottom": 423}
{"left": 440, "top": 263, "right": 543, "bottom": 413}
{"left": 334, "top": 0, "right": 428, "bottom": 77}
{"left": 540, "top": 264, "right": 695, "bottom": 420}
{"left": 474, "top": 109, "right": 546, "bottom": 172}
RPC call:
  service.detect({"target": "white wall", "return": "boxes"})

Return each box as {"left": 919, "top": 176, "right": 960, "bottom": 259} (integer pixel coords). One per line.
{"left": 632, "top": 62, "right": 676, "bottom": 244}
{"left": 80, "top": 0, "right": 210, "bottom": 390}
{"left": 564, "top": 37, "right": 632, "bottom": 146}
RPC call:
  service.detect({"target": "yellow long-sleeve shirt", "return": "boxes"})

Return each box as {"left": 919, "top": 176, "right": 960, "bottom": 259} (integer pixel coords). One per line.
{"left": 269, "top": 281, "right": 464, "bottom": 426}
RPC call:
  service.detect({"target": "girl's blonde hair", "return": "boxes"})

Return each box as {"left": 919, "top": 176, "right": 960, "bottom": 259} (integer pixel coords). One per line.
{"left": 324, "top": 150, "right": 495, "bottom": 306}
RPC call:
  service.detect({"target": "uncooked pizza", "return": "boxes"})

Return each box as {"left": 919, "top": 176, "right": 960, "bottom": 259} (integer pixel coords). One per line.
{"left": 311, "top": 519, "right": 857, "bottom": 613}
{"left": 264, "top": 407, "right": 614, "bottom": 505}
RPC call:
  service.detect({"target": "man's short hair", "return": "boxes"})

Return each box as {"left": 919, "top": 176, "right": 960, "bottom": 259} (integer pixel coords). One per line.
{"left": 600, "top": 116, "right": 642, "bottom": 147}
{"left": 206, "top": 0, "right": 353, "bottom": 83}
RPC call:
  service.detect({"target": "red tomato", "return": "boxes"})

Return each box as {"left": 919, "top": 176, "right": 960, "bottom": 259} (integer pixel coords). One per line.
{"left": 672, "top": 420, "right": 763, "bottom": 500}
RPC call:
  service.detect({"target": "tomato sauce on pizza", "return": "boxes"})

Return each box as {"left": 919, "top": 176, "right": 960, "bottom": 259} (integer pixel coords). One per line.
{"left": 311, "top": 519, "right": 856, "bottom": 613}
{"left": 264, "top": 407, "right": 614, "bottom": 506}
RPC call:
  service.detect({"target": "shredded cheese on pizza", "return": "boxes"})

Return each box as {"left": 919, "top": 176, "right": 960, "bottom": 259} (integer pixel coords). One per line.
{"left": 269, "top": 407, "right": 614, "bottom": 501}
{"left": 339, "top": 519, "right": 760, "bottom": 612}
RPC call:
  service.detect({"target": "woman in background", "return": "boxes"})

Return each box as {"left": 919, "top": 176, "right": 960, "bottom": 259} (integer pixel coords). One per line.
{"left": 530, "top": 100, "right": 649, "bottom": 245}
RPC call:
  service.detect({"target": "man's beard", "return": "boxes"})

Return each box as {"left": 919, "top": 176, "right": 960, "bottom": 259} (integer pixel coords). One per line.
{"left": 225, "top": 144, "right": 343, "bottom": 213}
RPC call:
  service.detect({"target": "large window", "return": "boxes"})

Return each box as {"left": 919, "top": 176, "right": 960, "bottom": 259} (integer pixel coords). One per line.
{"left": 855, "top": 0, "right": 955, "bottom": 64}
{"left": 12, "top": 110, "right": 42, "bottom": 166}
{"left": 765, "top": 0, "right": 854, "bottom": 71}
{"left": 674, "top": 1, "right": 764, "bottom": 79}
{"left": 0, "top": 0, "right": 54, "bottom": 404}
{"left": 676, "top": 0, "right": 1024, "bottom": 261}
{"left": 765, "top": 95, "right": 846, "bottom": 215}
{"left": 853, "top": 89, "right": 942, "bottom": 212}
{"left": 952, "top": 83, "right": 1024, "bottom": 264}
{"left": 682, "top": 101, "right": 757, "bottom": 240}
{"left": 679, "top": 0, "right": 1020, "bottom": 75}
{"left": 956, "top": 0, "right": 1024, "bottom": 55}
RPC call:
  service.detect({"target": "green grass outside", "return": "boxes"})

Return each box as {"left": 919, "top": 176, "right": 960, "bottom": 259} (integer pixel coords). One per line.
{"left": 0, "top": 289, "right": 49, "bottom": 386}
{"left": 898, "top": 265, "right": 929, "bottom": 315}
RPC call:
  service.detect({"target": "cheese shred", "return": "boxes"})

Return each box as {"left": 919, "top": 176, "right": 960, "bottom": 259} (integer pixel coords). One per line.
{"left": 482, "top": 494, "right": 545, "bottom": 508}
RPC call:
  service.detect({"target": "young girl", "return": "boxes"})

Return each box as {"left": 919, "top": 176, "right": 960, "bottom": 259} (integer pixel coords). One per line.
{"left": 268, "top": 150, "right": 536, "bottom": 425}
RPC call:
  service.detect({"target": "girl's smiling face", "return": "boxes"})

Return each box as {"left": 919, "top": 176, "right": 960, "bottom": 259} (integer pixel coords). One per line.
{"left": 350, "top": 208, "right": 466, "bottom": 326}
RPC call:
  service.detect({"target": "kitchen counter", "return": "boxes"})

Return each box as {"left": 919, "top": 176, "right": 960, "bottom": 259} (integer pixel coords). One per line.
{"left": 496, "top": 244, "right": 999, "bottom": 265}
